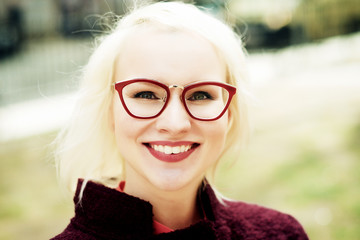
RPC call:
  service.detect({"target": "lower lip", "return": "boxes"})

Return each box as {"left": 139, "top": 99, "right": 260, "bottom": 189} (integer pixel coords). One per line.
{"left": 146, "top": 145, "right": 197, "bottom": 163}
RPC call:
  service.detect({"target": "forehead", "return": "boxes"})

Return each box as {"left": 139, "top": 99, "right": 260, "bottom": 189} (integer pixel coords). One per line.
{"left": 115, "top": 28, "right": 226, "bottom": 85}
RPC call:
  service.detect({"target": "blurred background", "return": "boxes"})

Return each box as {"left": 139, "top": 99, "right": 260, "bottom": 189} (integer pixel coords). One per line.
{"left": 0, "top": 0, "right": 359, "bottom": 239}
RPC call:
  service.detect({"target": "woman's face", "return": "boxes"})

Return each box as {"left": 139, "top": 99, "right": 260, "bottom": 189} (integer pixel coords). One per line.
{"left": 112, "top": 29, "right": 229, "bottom": 192}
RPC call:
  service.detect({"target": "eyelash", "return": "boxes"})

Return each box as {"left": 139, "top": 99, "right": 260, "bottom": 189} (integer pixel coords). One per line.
{"left": 134, "top": 91, "right": 159, "bottom": 99}
{"left": 187, "top": 91, "right": 213, "bottom": 101}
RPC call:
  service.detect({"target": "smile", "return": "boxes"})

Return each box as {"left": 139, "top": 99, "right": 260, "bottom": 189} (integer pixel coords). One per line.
{"left": 144, "top": 142, "right": 199, "bottom": 162}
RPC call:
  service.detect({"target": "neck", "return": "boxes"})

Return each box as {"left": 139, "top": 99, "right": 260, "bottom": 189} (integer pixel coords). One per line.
{"left": 152, "top": 185, "right": 202, "bottom": 229}
{"left": 124, "top": 177, "right": 203, "bottom": 230}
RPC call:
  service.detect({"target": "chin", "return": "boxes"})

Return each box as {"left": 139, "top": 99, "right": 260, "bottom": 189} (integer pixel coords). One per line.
{"left": 149, "top": 170, "right": 203, "bottom": 192}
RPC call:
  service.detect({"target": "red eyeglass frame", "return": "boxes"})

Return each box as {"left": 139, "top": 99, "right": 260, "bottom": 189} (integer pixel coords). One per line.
{"left": 114, "top": 78, "right": 236, "bottom": 121}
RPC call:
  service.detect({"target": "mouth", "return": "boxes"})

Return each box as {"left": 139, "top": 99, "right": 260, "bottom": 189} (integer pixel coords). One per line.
{"left": 143, "top": 142, "right": 200, "bottom": 162}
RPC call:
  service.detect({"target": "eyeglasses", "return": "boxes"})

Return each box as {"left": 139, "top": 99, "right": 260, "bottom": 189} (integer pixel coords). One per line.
{"left": 114, "top": 78, "right": 236, "bottom": 121}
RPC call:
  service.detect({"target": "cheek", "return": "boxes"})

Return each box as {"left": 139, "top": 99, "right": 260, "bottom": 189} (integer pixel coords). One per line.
{"left": 206, "top": 117, "right": 228, "bottom": 152}
{"left": 112, "top": 97, "right": 134, "bottom": 143}
{"left": 112, "top": 97, "right": 151, "bottom": 151}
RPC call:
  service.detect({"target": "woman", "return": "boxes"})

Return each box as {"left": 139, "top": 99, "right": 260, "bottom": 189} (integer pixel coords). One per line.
{"left": 52, "top": 2, "right": 308, "bottom": 239}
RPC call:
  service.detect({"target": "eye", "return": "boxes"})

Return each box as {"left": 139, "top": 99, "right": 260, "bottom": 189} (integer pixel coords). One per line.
{"left": 134, "top": 91, "right": 159, "bottom": 99}
{"left": 187, "top": 91, "right": 213, "bottom": 101}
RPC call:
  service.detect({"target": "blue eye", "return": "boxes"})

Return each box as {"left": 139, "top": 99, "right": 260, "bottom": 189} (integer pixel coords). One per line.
{"left": 134, "top": 91, "right": 159, "bottom": 99}
{"left": 187, "top": 91, "right": 213, "bottom": 101}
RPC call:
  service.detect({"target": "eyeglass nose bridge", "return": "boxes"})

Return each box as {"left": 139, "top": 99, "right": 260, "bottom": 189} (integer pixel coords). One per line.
{"left": 169, "top": 84, "right": 184, "bottom": 90}
{"left": 166, "top": 84, "right": 185, "bottom": 102}
{"left": 163, "top": 84, "right": 185, "bottom": 106}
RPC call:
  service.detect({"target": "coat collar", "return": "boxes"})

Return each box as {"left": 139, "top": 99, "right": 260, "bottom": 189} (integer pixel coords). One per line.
{"left": 71, "top": 179, "right": 233, "bottom": 239}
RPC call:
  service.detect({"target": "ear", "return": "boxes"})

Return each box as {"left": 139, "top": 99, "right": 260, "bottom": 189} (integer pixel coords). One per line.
{"left": 227, "top": 109, "right": 231, "bottom": 123}
{"left": 226, "top": 108, "right": 233, "bottom": 135}
{"left": 227, "top": 107, "right": 232, "bottom": 125}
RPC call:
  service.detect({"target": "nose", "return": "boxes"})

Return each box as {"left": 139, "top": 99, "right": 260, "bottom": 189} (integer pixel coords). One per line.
{"left": 155, "top": 93, "right": 191, "bottom": 135}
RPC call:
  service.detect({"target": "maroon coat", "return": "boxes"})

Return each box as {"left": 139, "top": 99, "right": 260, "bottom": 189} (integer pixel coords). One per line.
{"left": 51, "top": 180, "right": 308, "bottom": 240}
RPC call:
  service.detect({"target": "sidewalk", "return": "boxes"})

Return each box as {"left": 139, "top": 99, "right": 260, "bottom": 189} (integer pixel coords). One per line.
{"left": 0, "top": 93, "right": 75, "bottom": 142}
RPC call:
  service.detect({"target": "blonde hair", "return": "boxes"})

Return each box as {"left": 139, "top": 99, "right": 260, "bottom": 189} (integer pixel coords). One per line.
{"left": 55, "top": 1, "right": 249, "bottom": 193}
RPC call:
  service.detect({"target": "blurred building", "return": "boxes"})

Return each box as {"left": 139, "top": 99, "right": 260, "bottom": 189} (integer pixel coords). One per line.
{"left": 1, "top": 0, "right": 359, "bottom": 44}
{"left": 293, "top": 0, "right": 360, "bottom": 40}
{"left": 0, "top": 0, "right": 24, "bottom": 56}
{"left": 0, "top": 0, "right": 133, "bottom": 41}
{"left": 0, "top": 0, "right": 134, "bottom": 106}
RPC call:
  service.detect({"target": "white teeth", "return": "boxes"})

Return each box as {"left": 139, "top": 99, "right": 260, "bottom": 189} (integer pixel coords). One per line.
{"left": 164, "top": 146, "right": 172, "bottom": 154}
{"left": 150, "top": 144, "right": 193, "bottom": 154}
{"left": 172, "top": 146, "right": 180, "bottom": 154}
{"left": 180, "top": 145, "right": 186, "bottom": 152}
